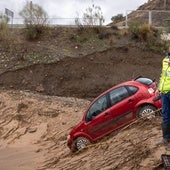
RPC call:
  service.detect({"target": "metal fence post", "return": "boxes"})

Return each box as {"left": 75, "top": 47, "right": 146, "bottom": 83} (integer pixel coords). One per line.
{"left": 148, "top": 10, "right": 152, "bottom": 25}
{"left": 125, "top": 10, "right": 128, "bottom": 28}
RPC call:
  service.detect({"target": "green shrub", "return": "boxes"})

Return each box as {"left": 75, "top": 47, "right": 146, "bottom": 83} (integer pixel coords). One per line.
{"left": 128, "top": 21, "right": 166, "bottom": 53}
{"left": 24, "top": 25, "right": 46, "bottom": 40}
{"left": 138, "top": 24, "right": 153, "bottom": 42}
{"left": 111, "top": 14, "right": 124, "bottom": 23}
{"left": 0, "top": 15, "right": 9, "bottom": 40}
{"left": 19, "top": 2, "right": 48, "bottom": 40}
{"left": 129, "top": 22, "right": 158, "bottom": 42}
{"left": 75, "top": 3, "right": 105, "bottom": 29}
{"left": 128, "top": 21, "right": 141, "bottom": 39}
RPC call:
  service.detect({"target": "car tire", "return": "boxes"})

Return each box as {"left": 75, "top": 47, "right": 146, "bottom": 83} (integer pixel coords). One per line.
{"left": 137, "top": 105, "right": 157, "bottom": 118}
{"left": 75, "top": 137, "right": 90, "bottom": 151}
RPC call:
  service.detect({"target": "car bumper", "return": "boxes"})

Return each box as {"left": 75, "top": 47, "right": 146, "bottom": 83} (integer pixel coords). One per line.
{"left": 67, "top": 137, "right": 72, "bottom": 149}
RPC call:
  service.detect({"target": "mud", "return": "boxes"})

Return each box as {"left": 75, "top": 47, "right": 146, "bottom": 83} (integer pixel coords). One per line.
{"left": 0, "top": 90, "right": 167, "bottom": 170}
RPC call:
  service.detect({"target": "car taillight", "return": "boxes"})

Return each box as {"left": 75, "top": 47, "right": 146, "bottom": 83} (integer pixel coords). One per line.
{"left": 148, "top": 88, "right": 154, "bottom": 94}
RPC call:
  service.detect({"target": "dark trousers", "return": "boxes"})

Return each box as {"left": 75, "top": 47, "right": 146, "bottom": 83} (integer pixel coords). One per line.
{"left": 161, "top": 92, "right": 170, "bottom": 141}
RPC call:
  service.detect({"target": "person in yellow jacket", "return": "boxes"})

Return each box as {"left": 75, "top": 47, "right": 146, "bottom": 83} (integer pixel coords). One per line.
{"left": 156, "top": 46, "right": 170, "bottom": 150}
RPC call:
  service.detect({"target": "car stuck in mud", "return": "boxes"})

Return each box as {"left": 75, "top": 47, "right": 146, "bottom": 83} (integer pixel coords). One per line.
{"left": 67, "top": 77, "right": 162, "bottom": 151}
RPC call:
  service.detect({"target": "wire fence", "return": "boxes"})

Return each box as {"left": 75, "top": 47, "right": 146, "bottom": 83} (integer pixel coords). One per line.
{"left": 10, "top": 18, "right": 76, "bottom": 26}
{"left": 126, "top": 10, "right": 170, "bottom": 29}
{"left": 6, "top": 10, "right": 170, "bottom": 30}
{"left": 8, "top": 17, "right": 106, "bottom": 28}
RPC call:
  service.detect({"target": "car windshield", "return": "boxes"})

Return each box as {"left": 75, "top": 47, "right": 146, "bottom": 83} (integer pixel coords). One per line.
{"left": 85, "top": 95, "right": 107, "bottom": 122}
{"left": 135, "top": 77, "right": 154, "bottom": 86}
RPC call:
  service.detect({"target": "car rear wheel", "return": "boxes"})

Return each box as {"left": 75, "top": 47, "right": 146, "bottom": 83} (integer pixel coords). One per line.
{"left": 75, "top": 137, "right": 90, "bottom": 151}
{"left": 137, "top": 105, "right": 157, "bottom": 118}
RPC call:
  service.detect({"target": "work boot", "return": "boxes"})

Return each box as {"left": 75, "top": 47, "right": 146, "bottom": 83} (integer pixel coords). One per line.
{"left": 155, "top": 138, "right": 168, "bottom": 146}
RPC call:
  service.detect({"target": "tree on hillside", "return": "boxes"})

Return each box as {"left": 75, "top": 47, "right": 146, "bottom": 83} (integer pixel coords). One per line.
{"left": 0, "top": 14, "right": 9, "bottom": 40}
{"left": 19, "top": 1, "right": 48, "bottom": 26}
{"left": 111, "top": 14, "right": 124, "bottom": 23}
{"left": 19, "top": 1, "right": 48, "bottom": 40}
{"left": 0, "top": 14, "right": 9, "bottom": 24}
{"left": 75, "top": 3, "right": 105, "bottom": 26}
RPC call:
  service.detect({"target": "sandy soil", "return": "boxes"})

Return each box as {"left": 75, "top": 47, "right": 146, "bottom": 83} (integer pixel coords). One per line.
{"left": 0, "top": 90, "right": 89, "bottom": 170}
{"left": 0, "top": 89, "right": 168, "bottom": 170}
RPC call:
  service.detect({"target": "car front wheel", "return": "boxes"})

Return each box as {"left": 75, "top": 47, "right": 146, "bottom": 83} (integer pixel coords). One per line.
{"left": 137, "top": 105, "right": 157, "bottom": 118}
{"left": 75, "top": 137, "right": 90, "bottom": 151}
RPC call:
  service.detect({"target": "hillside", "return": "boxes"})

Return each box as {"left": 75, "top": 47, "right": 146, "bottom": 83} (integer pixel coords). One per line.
{"left": 0, "top": 27, "right": 165, "bottom": 99}
{"left": 110, "top": 0, "right": 170, "bottom": 28}
{"left": 139, "top": 0, "right": 170, "bottom": 10}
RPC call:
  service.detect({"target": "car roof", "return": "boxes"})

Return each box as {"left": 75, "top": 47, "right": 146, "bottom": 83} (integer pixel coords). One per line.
{"left": 95, "top": 79, "right": 145, "bottom": 100}
{"left": 109, "top": 80, "right": 141, "bottom": 91}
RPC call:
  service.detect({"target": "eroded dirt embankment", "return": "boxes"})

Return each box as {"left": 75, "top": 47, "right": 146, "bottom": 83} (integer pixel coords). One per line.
{"left": 0, "top": 46, "right": 163, "bottom": 99}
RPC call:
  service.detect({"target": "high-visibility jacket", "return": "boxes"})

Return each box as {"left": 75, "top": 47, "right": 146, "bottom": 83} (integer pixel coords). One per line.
{"left": 158, "top": 56, "right": 170, "bottom": 93}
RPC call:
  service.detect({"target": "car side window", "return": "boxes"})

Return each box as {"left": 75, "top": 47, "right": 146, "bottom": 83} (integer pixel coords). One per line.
{"left": 127, "top": 85, "right": 138, "bottom": 95}
{"left": 86, "top": 95, "right": 107, "bottom": 122}
{"left": 109, "top": 86, "right": 129, "bottom": 106}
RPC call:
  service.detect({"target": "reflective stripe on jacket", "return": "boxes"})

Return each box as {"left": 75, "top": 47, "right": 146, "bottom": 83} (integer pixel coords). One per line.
{"left": 158, "top": 57, "right": 170, "bottom": 93}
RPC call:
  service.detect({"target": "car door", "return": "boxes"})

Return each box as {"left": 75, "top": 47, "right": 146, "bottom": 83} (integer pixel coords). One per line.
{"left": 108, "top": 86, "right": 138, "bottom": 128}
{"left": 85, "top": 94, "right": 116, "bottom": 140}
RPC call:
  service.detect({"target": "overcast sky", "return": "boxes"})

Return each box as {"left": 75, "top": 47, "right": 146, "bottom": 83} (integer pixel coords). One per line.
{"left": 0, "top": 0, "right": 148, "bottom": 24}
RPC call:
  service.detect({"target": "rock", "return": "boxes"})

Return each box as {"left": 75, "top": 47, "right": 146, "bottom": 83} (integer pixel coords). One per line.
{"left": 36, "top": 84, "right": 45, "bottom": 92}
{"left": 27, "top": 127, "right": 37, "bottom": 133}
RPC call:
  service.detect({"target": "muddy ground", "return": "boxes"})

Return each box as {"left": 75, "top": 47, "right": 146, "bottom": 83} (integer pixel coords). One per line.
{"left": 0, "top": 27, "right": 168, "bottom": 169}
{"left": 0, "top": 89, "right": 167, "bottom": 170}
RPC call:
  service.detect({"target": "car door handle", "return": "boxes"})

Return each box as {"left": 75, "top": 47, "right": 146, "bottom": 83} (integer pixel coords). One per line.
{"left": 128, "top": 99, "right": 134, "bottom": 103}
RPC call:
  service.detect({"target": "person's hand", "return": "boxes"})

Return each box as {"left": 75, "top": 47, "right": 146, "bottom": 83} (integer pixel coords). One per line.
{"left": 155, "top": 89, "right": 160, "bottom": 97}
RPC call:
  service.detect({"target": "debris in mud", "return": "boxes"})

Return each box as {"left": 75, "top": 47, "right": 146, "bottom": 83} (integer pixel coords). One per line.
{"left": 17, "top": 102, "right": 28, "bottom": 113}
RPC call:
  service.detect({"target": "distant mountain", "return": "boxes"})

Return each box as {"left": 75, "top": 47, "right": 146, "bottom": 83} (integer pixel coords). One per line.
{"left": 109, "top": 0, "right": 170, "bottom": 28}
{"left": 139, "top": 0, "right": 170, "bottom": 10}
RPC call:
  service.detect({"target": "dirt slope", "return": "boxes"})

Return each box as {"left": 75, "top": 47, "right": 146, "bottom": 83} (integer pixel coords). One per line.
{"left": 0, "top": 89, "right": 168, "bottom": 170}
{"left": 0, "top": 46, "right": 163, "bottom": 99}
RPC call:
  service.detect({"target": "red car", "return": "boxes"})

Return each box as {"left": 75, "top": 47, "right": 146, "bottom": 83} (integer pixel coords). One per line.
{"left": 67, "top": 77, "right": 162, "bottom": 152}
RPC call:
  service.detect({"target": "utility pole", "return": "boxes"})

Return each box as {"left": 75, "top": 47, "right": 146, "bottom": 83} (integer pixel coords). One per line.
{"left": 30, "top": 1, "right": 33, "bottom": 25}
{"left": 148, "top": 10, "right": 152, "bottom": 25}
{"left": 30, "top": 1, "right": 32, "bottom": 10}
{"left": 164, "top": 0, "right": 167, "bottom": 10}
